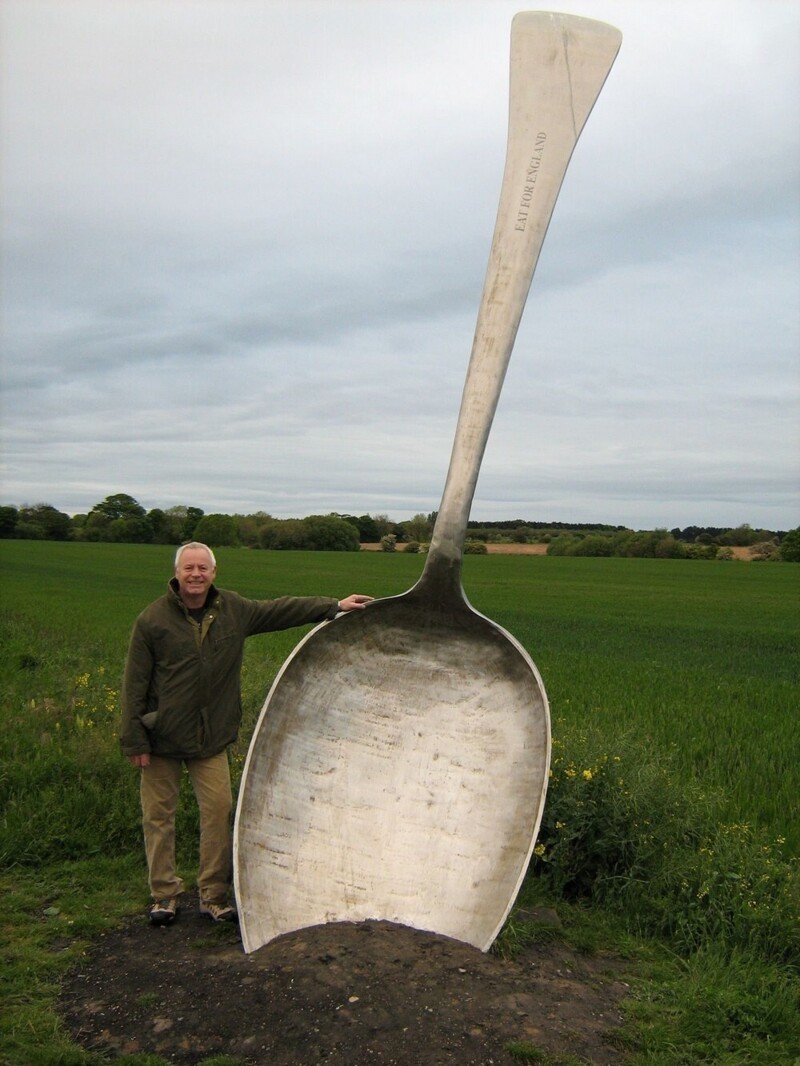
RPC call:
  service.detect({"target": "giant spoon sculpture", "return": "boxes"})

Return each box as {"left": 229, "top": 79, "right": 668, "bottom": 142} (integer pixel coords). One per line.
{"left": 234, "top": 12, "right": 621, "bottom": 954}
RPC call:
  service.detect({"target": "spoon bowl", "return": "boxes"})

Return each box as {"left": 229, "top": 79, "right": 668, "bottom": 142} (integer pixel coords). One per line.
{"left": 235, "top": 585, "right": 548, "bottom": 952}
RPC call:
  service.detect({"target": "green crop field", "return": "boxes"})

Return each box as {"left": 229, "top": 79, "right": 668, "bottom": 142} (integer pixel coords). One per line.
{"left": 1, "top": 540, "right": 798, "bottom": 856}
{"left": 1, "top": 540, "right": 798, "bottom": 1064}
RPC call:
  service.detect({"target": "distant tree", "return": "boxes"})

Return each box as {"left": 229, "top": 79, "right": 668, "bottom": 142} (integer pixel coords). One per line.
{"left": 257, "top": 521, "right": 277, "bottom": 550}
{"left": 90, "top": 493, "right": 146, "bottom": 521}
{"left": 108, "top": 515, "right": 154, "bottom": 543}
{"left": 147, "top": 508, "right": 177, "bottom": 544}
{"left": 192, "top": 513, "right": 239, "bottom": 548}
{"left": 162, "top": 506, "right": 188, "bottom": 542}
{"left": 610, "top": 530, "right": 635, "bottom": 555}
{"left": 184, "top": 506, "right": 204, "bottom": 540}
{"left": 337, "top": 513, "right": 360, "bottom": 533}
{"left": 622, "top": 529, "right": 679, "bottom": 557}
{"left": 259, "top": 518, "right": 305, "bottom": 550}
{"left": 79, "top": 511, "right": 112, "bottom": 541}
{"left": 339, "top": 514, "right": 381, "bottom": 543}
{"left": 547, "top": 528, "right": 689, "bottom": 559}
{"left": 0, "top": 505, "right": 18, "bottom": 538}
{"left": 545, "top": 536, "right": 574, "bottom": 556}
{"left": 70, "top": 513, "right": 88, "bottom": 538}
{"left": 671, "top": 526, "right": 727, "bottom": 544}
{"left": 371, "top": 514, "right": 394, "bottom": 539}
{"left": 480, "top": 529, "right": 508, "bottom": 543}
{"left": 575, "top": 533, "right": 614, "bottom": 557}
{"left": 17, "top": 503, "right": 71, "bottom": 540}
{"left": 161, "top": 505, "right": 204, "bottom": 543}
{"left": 234, "top": 511, "right": 272, "bottom": 548}
{"left": 685, "top": 542, "right": 718, "bottom": 560}
{"left": 683, "top": 526, "right": 707, "bottom": 543}
{"left": 402, "top": 513, "right": 432, "bottom": 543}
{"left": 299, "top": 514, "right": 361, "bottom": 552}
{"left": 13, "top": 522, "right": 38, "bottom": 540}
{"left": 653, "top": 533, "right": 687, "bottom": 559}
{"left": 779, "top": 528, "right": 800, "bottom": 562}
{"left": 750, "top": 540, "right": 779, "bottom": 562}
{"left": 254, "top": 515, "right": 359, "bottom": 551}
{"left": 357, "top": 514, "right": 381, "bottom": 542}
{"left": 511, "top": 526, "right": 533, "bottom": 544}
{"left": 719, "top": 524, "right": 773, "bottom": 547}
{"left": 464, "top": 541, "right": 488, "bottom": 554}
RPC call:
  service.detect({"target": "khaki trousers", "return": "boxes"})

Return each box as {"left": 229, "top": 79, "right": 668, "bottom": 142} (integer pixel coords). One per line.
{"left": 140, "top": 750, "right": 232, "bottom": 902}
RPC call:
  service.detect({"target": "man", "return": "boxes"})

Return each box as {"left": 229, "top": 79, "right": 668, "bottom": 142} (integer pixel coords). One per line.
{"left": 121, "top": 541, "right": 372, "bottom": 926}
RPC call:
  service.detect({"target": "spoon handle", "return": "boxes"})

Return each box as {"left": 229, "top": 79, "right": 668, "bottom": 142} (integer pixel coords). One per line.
{"left": 421, "top": 12, "right": 621, "bottom": 591}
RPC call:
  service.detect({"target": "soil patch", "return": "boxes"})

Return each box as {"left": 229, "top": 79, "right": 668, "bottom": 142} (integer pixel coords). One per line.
{"left": 59, "top": 899, "right": 631, "bottom": 1064}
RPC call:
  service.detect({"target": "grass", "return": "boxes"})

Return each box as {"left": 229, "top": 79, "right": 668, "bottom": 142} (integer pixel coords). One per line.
{"left": 0, "top": 854, "right": 148, "bottom": 1065}
{"left": 0, "top": 540, "right": 798, "bottom": 1064}
{"left": 463, "top": 555, "right": 799, "bottom": 848}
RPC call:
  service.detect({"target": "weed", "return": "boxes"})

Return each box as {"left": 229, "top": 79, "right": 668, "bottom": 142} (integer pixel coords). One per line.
{"left": 194, "top": 1058, "right": 247, "bottom": 1066}
{"left": 529, "top": 725, "right": 799, "bottom": 967}
{"left": 506, "top": 1041, "right": 584, "bottom": 1064}
{"left": 135, "top": 991, "right": 160, "bottom": 1008}
{"left": 493, "top": 909, "right": 563, "bottom": 959}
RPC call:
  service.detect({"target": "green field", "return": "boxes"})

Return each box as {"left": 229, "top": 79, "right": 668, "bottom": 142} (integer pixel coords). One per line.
{"left": 1, "top": 541, "right": 798, "bottom": 1064}
{"left": 3, "top": 541, "right": 795, "bottom": 846}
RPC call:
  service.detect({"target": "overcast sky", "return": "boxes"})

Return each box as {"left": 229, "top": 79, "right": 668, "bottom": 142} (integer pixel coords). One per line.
{"left": 1, "top": 0, "right": 798, "bottom": 531}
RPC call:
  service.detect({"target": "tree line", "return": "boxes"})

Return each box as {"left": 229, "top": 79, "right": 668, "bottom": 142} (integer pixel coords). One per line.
{"left": 0, "top": 495, "right": 419, "bottom": 552}
{"left": 0, "top": 495, "right": 797, "bottom": 560}
{"left": 545, "top": 527, "right": 800, "bottom": 562}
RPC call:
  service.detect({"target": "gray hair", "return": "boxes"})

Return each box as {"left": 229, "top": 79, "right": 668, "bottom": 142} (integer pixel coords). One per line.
{"left": 174, "top": 542, "right": 217, "bottom": 569}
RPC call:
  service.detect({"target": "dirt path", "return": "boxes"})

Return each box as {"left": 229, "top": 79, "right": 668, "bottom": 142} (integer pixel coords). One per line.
{"left": 59, "top": 899, "right": 631, "bottom": 1064}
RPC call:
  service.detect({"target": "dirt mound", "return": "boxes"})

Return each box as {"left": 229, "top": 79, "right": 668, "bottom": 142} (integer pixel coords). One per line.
{"left": 59, "top": 898, "right": 630, "bottom": 1064}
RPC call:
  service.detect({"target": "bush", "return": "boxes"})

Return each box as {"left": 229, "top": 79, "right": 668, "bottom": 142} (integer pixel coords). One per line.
{"left": 193, "top": 513, "right": 239, "bottom": 548}
{"left": 257, "top": 515, "right": 360, "bottom": 551}
{"left": 0, "top": 662, "right": 144, "bottom": 866}
{"left": 779, "top": 528, "right": 800, "bottom": 562}
{"left": 259, "top": 517, "right": 304, "bottom": 549}
{"left": 750, "top": 540, "right": 780, "bottom": 562}
{"left": 531, "top": 724, "right": 799, "bottom": 966}
{"left": 297, "top": 514, "right": 361, "bottom": 552}
{"left": 463, "top": 541, "right": 487, "bottom": 555}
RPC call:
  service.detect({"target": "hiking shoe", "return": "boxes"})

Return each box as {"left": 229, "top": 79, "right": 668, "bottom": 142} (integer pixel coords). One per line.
{"left": 149, "top": 898, "right": 179, "bottom": 925}
{"left": 199, "top": 897, "right": 237, "bottom": 923}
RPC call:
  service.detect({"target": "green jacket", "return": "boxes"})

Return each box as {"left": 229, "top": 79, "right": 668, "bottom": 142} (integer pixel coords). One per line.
{"left": 120, "top": 579, "right": 338, "bottom": 759}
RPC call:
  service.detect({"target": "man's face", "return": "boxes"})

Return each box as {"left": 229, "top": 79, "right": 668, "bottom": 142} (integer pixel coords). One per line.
{"left": 175, "top": 547, "right": 217, "bottom": 604}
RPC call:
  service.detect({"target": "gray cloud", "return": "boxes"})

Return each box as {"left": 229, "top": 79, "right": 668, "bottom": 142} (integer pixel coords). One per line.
{"left": 1, "top": 0, "right": 798, "bottom": 530}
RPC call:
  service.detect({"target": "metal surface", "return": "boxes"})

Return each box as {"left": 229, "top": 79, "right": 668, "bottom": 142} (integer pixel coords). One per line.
{"left": 234, "top": 11, "right": 621, "bottom": 954}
